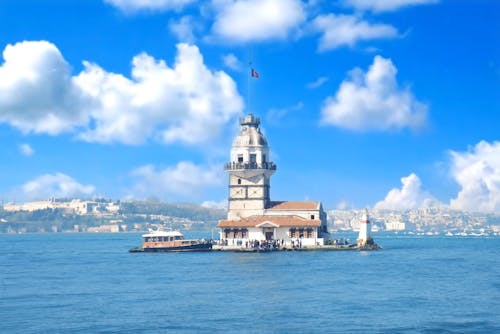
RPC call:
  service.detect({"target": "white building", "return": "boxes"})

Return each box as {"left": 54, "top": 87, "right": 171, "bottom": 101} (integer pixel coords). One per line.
{"left": 385, "top": 220, "right": 406, "bottom": 231}
{"left": 3, "top": 199, "right": 120, "bottom": 215}
{"left": 3, "top": 200, "right": 55, "bottom": 212}
{"left": 217, "top": 114, "right": 330, "bottom": 247}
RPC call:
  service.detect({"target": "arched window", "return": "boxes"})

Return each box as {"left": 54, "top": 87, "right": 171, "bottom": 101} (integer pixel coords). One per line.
{"left": 238, "top": 178, "right": 241, "bottom": 185}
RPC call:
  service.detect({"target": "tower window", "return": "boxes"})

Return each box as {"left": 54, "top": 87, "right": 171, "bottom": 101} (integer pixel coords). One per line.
{"left": 238, "top": 155, "right": 243, "bottom": 163}
{"left": 310, "top": 215, "right": 315, "bottom": 220}
{"left": 262, "top": 154, "right": 266, "bottom": 163}
{"left": 250, "top": 154, "right": 256, "bottom": 163}
{"left": 238, "top": 179, "right": 241, "bottom": 185}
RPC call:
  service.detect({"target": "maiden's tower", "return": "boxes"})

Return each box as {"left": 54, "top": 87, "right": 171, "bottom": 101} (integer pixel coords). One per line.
{"left": 217, "top": 114, "right": 330, "bottom": 247}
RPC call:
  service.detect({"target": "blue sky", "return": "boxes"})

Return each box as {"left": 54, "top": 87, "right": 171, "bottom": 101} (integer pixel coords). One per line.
{"left": 0, "top": 0, "right": 499, "bottom": 213}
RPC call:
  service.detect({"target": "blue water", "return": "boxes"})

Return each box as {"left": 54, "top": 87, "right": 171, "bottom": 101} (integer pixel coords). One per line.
{"left": 1, "top": 233, "right": 499, "bottom": 333}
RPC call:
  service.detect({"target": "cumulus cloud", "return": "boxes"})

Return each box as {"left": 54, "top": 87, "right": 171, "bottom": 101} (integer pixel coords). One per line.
{"left": 21, "top": 173, "right": 95, "bottom": 200}
{"left": 344, "top": 0, "right": 438, "bottom": 13}
{"left": 19, "top": 143, "right": 35, "bottom": 157}
{"left": 311, "top": 14, "right": 398, "bottom": 51}
{"left": 0, "top": 41, "right": 243, "bottom": 145}
{"left": 130, "top": 161, "right": 224, "bottom": 200}
{"left": 0, "top": 41, "right": 91, "bottom": 135}
{"left": 169, "top": 15, "right": 198, "bottom": 43}
{"left": 76, "top": 43, "right": 243, "bottom": 144}
{"left": 375, "top": 173, "right": 438, "bottom": 211}
{"left": 104, "top": 0, "right": 194, "bottom": 12}
{"left": 320, "top": 55, "right": 427, "bottom": 131}
{"left": 449, "top": 141, "right": 500, "bottom": 213}
{"left": 211, "top": 0, "right": 306, "bottom": 43}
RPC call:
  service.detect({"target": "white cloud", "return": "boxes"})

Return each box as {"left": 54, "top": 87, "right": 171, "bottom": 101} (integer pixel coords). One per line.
{"left": 21, "top": 173, "right": 95, "bottom": 200}
{"left": 321, "top": 55, "right": 427, "bottom": 131}
{"left": 306, "top": 76, "right": 329, "bottom": 89}
{"left": 130, "top": 161, "right": 224, "bottom": 200}
{"left": 266, "top": 101, "right": 303, "bottom": 123}
{"left": 0, "top": 41, "right": 243, "bottom": 145}
{"left": 169, "top": 15, "right": 198, "bottom": 43}
{"left": 211, "top": 0, "right": 306, "bottom": 43}
{"left": 449, "top": 141, "right": 500, "bottom": 213}
{"left": 19, "top": 143, "right": 34, "bottom": 157}
{"left": 375, "top": 173, "right": 438, "bottom": 211}
{"left": 201, "top": 200, "right": 227, "bottom": 209}
{"left": 344, "top": 0, "right": 438, "bottom": 13}
{"left": 311, "top": 14, "right": 398, "bottom": 51}
{"left": 222, "top": 53, "right": 242, "bottom": 71}
{"left": 336, "top": 199, "right": 352, "bottom": 210}
{"left": 104, "top": 0, "right": 194, "bottom": 12}
{"left": 0, "top": 41, "right": 91, "bottom": 135}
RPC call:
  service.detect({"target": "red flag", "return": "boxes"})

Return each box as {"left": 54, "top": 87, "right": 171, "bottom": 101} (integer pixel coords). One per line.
{"left": 251, "top": 68, "right": 259, "bottom": 78}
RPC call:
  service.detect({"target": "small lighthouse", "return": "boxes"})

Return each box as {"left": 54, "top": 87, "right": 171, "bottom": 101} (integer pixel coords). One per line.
{"left": 357, "top": 208, "right": 374, "bottom": 247}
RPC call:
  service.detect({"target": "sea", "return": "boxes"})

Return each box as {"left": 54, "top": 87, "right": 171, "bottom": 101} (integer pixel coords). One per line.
{"left": 1, "top": 233, "right": 499, "bottom": 334}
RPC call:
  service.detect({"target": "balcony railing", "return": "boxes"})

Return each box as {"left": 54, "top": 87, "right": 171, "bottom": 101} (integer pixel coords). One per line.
{"left": 224, "top": 162, "right": 277, "bottom": 171}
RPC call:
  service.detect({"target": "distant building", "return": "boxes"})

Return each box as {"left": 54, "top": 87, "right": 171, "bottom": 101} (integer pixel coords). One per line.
{"left": 3, "top": 200, "right": 55, "bottom": 212}
{"left": 385, "top": 220, "right": 406, "bottom": 231}
{"left": 217, "top": 114, "right": 330, "bottom": 246}
{"left": 3, "top": 199, "right": 120, "bottom": 215}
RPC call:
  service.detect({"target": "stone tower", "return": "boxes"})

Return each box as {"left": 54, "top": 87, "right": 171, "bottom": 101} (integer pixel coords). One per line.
{"left": 225, "top": 114, "right": 276, "bottom": 220}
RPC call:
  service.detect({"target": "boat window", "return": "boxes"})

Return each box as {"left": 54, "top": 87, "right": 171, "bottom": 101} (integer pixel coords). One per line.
{"left": 144, "top": 237, "right": 150, "bottom": 242}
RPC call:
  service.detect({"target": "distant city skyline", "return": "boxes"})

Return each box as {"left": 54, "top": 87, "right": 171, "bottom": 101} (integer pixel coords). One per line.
{"left": 0, "top": 0, "right": 499, "bottom": 213}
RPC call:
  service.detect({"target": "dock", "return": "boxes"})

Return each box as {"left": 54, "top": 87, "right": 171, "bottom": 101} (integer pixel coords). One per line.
{"left": 211, "top": 244, "right": 380, "bottom": 252}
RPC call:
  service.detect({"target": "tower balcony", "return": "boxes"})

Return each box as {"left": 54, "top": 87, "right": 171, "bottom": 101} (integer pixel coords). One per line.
{"left": 224, "top": 161, "right": 277, "bottom": 172}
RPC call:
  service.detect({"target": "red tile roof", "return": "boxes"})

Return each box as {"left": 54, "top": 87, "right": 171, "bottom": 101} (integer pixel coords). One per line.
{"left": 217, "top": 215, "right": 321, "bottom": 228}
{"left": 267, "top": 201, "right": 319, "bottom": 211}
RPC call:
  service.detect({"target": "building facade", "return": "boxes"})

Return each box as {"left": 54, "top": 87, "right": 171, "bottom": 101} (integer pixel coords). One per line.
{"left": 217, "top": 114, "right": 330, "bottom": 247}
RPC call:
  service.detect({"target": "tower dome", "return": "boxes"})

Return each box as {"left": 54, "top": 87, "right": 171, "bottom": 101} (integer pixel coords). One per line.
{"left": 232, "top": 114, "right": 268, "bottom": 148}
{"left": 226, "top": 114, "right": 276, "bottom": 178}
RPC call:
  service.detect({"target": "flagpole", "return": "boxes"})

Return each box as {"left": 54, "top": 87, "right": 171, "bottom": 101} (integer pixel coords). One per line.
{"left": 247, "top": 48, "right": 252, "bottom": 114}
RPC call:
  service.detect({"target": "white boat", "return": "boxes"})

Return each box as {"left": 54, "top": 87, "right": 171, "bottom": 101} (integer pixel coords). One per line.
{"left": 130, "top": 230, "right": 212, "bottom": 252}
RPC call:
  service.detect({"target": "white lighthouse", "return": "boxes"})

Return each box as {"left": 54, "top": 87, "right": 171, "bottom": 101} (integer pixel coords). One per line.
{"left": 357, "top": 208, "right": 373, "bottom": 247}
